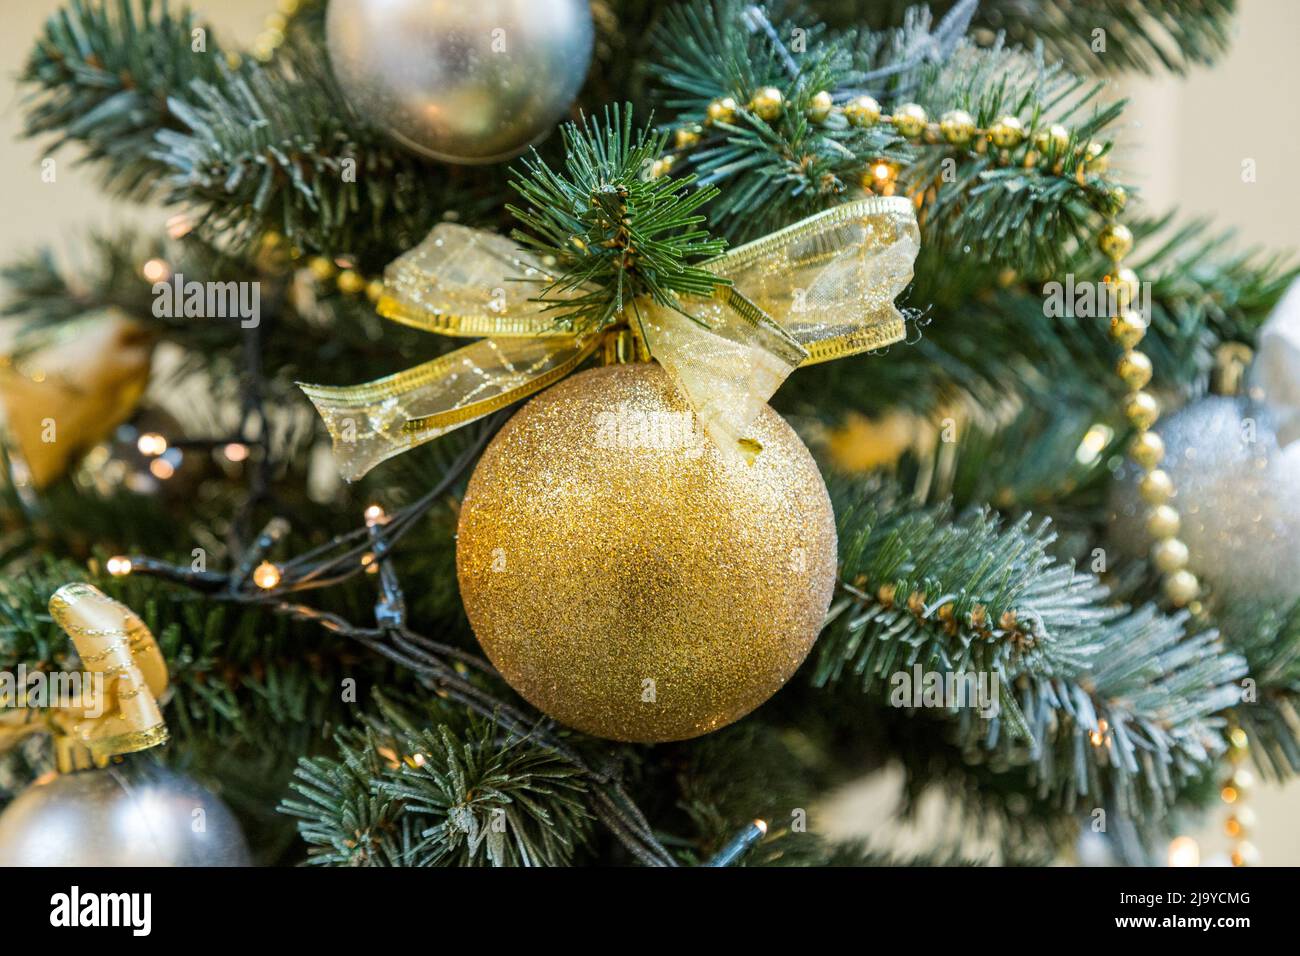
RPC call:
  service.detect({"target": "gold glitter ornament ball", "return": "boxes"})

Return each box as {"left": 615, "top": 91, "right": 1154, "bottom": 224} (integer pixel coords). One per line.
{"left": 456, "top": 364, "right": 838, "bottom": 742}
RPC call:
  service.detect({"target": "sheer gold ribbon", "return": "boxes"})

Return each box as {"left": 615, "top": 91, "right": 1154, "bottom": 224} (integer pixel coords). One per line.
{"left": 300, "top": 196, "right": 919, "bottom": 480}
{"left": 0, "top": 584, "right": 169, "bottom": 766}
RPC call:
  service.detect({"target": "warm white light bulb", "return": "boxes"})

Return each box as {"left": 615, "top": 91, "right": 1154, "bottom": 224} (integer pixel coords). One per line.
{"left": 142, "top": 258, "right": 171, "bottom": 283}
{"left": 253, "top": 561, "right": 282, "bottom": 590}
{"left": 1168, "top": 836, "right": 1200, "bottom": 868}
{"left": 137, "top": 433, "right": 168, "bottom": 457}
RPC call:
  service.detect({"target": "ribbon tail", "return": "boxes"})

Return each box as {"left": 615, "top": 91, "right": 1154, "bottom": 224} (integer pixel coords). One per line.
{"left": 300, "top": 335, "right": 599, "bottom": 481}
{"left": 638, "top": 288, "right": 807, "bottom": 462}
{"left": 47, "top": 584, "right": 170, "bottom": 758}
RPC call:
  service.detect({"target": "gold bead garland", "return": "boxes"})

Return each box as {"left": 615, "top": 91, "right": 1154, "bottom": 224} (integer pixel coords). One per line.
{"left": 1097, "top": 217, "right": 1200, "bottom": 609}
{"left": 680, "top": 97, "right": 1126, "bottom": 211}
{"left": 258, "top": 228, "right": 385, "bottom": 304}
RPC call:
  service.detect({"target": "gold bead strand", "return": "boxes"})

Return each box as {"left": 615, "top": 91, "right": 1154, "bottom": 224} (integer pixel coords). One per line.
{"left": 1098, "top": 220, "right": 1199, "bottom": 607}
{"left": 305, "top": 255, "right": 384, "bottom": 304}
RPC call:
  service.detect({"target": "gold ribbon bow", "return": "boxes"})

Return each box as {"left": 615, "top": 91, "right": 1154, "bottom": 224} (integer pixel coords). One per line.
{"left": 300, "top": 196, "right": 919, "bottom": 480}
{"left": 0, "top": 584, "right": 169, "bottom": 769}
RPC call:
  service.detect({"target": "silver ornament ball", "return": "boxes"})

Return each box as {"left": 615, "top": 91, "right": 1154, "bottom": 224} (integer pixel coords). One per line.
{"left": 1109, "top": 395, "right": 1300, "bottom": 606}
{"left": 326, "top": 0, "right": 594, "bottom": 164}
{"left": 0, "top": 762, "right": 251, "bottom": 866}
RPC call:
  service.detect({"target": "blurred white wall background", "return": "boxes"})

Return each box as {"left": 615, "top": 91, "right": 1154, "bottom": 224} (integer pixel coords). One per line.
{"left": 1, "top": 0, "right": 1295, "bottom": 864}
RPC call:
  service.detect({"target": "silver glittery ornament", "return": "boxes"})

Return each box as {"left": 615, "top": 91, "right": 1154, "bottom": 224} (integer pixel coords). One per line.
{"left": 1110, "top": 395, "right": 1300, "bottom": 606}
{"left": 326, "top": 0, "right": 594, "bottom": 164}
{"left": 0, "top": 762, "right": 251, "bottom": 866}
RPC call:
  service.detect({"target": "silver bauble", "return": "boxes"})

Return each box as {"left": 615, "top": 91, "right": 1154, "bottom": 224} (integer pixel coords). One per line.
{"left": 1109, "top": 395, "right": 1300, "bottom": 606}
{"left": 0, "top": 763, "right": 251, "bottom": 866}
{"left": 326, "top": 0, "right": 594, "bottom": 164}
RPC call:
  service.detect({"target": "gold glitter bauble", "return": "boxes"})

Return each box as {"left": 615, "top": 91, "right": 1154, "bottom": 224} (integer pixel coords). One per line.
{"left": 456, "top": 364, "right": 837, "bottom": 743}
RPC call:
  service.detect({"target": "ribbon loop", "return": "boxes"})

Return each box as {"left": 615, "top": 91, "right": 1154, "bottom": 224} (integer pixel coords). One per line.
{"left": 301, "top": 198, "right": 920, "bottom": 480}
{"left": 707, "top": 196, "right": 920, "bottom": 364}
{"left": 379, "top": 223, "right": 573, "bottom": 338}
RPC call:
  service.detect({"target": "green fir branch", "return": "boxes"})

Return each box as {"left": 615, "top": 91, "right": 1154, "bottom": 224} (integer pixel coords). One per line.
{"left": 818, "top": 0, "right": 1237, "bottom": 77}
{"left": 282, "top": 695, "right": 592, "bottom": 866}
{"left": 20, "top": 0, "right": 231, "bottom": 198}
{"left": 1220, "top": 599, "right": 1300, "bottom": 779}
{"left": 819, "top": 478, "right": 1248, "bottom": 814}
{"left": 507, "top": 105, "right": 727, "bottom": 334}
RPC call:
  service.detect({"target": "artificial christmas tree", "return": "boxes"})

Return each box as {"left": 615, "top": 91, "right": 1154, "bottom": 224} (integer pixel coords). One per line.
{"left": 1, "top": 0, "right": 1297, "bottom": 875}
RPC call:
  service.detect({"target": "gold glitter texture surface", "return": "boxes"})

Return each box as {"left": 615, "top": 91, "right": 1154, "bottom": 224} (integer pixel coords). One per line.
{"left": 457, "top": 364, "right": 837, "bottom": 742}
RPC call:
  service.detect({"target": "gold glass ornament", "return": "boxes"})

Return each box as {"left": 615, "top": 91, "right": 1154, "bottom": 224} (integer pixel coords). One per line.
{"left": 989, "top": 115, "right": 1025, "bottom": 148}
{"left": 939, "top": 109, "right": 975, "bottom": 145}
{"left": 456, "top": 363, "right": 838, "bottom": 743}
{"left": 325, "top": 0, "right": 593, "bottom": 164}
{"left": 844, "top": 95, "right": 881, "bottom": 128}
{"left": 749, "top": 87, "right": 784, "bottom": 121}
{"left": 0, "top": 310, "right": 152, "bottom": 488}
{"left": 892, "top": 103, "right": 928, "bottom": 138}
{"left": 807, "top": 90, "right": 834, "bottom": 124}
